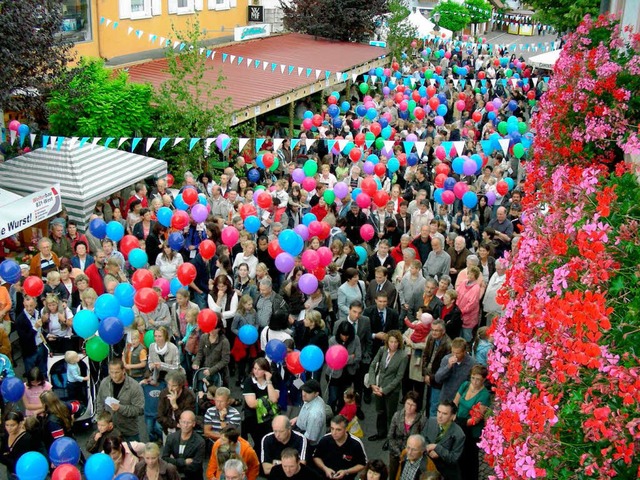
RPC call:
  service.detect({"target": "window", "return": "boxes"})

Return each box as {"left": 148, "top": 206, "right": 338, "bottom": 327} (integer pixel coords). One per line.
{"left": 119, "top": 0, "right": 161, "bottom": 19}
{"left": 208, "top": 0, "right": 235, "bottom": 9}
{"left": 60, "top": 0, "right": 92, "bottom": 43}
{"left": 169, "top": 0, "right": 202, "bottom": 14}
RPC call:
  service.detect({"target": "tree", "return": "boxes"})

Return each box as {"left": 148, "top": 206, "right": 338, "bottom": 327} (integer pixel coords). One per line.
{"left": 0, "top": 0, "right": 72, "bottom": 125}
{"left": 432, "top": 1, "right": 471, "bottom": 33}
{"left": 47, "top": 58, "right": 153, "bottom": 138}
{"left": 527, "top": 0, "right": 599, "bottom": 34}
{"left": 281, "top": 0, "right": 387, "bottom": 43}
{"left": 464, "top": 0, "right": 492, "bottom": 35}
{"left": 385, "top": 0, "right": 418, "bottom": 62}
{"left": 151, "top": 18, "right": 232, "bottom": 178}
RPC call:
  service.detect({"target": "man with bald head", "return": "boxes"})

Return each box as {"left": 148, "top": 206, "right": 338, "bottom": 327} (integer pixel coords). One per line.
{"left": 261, "top": 415, "right": 308, "bottom": 475}
{"left": 162, "top": 410, "right": 206, "bottom": 479}
{"left": 487, "top": 206, "right": 514, "bottom": 259}
{"left": 396, "top": 435, "right": 429, "bottom": 480}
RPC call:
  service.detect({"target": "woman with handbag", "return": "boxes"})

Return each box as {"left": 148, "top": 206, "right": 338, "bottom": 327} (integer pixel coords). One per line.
{"left": 367, "top": 330, "right": 408, "bottom": 444}
{"left": 242, "top": 357, "right": 280, "bottom": 460}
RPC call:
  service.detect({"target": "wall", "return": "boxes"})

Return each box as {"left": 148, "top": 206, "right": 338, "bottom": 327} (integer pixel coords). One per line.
{"left": 73, "top": 0, "right": 249, "bottom": 64}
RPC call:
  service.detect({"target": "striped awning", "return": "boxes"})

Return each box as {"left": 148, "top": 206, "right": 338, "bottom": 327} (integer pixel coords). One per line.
{"left": 0, "top": 139, "right": 167, "bottom": 230}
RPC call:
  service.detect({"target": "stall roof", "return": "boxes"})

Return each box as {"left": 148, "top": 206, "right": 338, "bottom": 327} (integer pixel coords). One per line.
{"left": 529, "top": 49, "right": 561, "bottom": 69}
{"left": 0, "top": 140, "right": 167, "bottom": 229}
{"left": 125, "top": 32, "right": 388, "bottom": 125}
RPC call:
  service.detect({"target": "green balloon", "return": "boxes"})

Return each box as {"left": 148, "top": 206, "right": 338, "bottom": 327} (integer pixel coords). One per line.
{"left": 425, "top": 70, "right": 433, "bottom": 79}
{"left": 270, "top": 157, "right": 280, "bottom": 172}
{"left": 87, "top": 336, "right": 110, "bottom": 361}
{"left": 323, "top": 190, "right": 336, "bottom": 205}
{"left": 303, "top": 159, "right": 318, "bottom": 177}
{"left": 375, "top": 137, "right": 385, "bottom": 150}
{"left": 359, "top": 82, "right": 369, "bottom": 94}
{"left": 518, "top": 121, "right": 527, "bottom": 135}
{"left": 255, "top": 185, "right": 266, "bottom": 191}
{"left": 529, "top": 99, "right": 537, "bottom": 106}
{"left": 365, "top": 131, "right": 376, "bottom": 143}
{"left": 513, "top": 144, "right": 525, "bottom": 159}
{"left": 408, "top": 100, "right": 417, "bottom": 112}
{"left": 144, "top": 330, "right": 155, "bottom": 349}
{"left": 497, "top": 121, "right": 508, "bottom": 135}
{"left": 505, "top": 69, "right": 513, "bottom": 77}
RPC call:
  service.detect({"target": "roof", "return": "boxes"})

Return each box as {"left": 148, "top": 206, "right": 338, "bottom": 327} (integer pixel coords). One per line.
{"left": 125, "top": 33, "right": 387, "bottom": 124}
{"left": 0, "top": 140, "right": 167, "bottom": 229}
{"left": 529, "top": 49, "right": 561, "bottom": 69}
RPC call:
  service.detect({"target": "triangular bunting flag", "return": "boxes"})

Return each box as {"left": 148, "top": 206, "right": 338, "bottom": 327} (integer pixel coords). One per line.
{"left": 118, "top": 137, "right": 129, "bottom": 148}
{"left": 403, "top": 141, "right": 415, "bottom": 155}
{"left": 290, "top": 139, "right": 300, "bottom": 150}
{"left": 238, "top": 138, "right": 250, "bottom": 151}
{"left": 56, "top": 137, "right": 64, "bottom": 150}
{"left": 453, "top": 141, "right": 465, "bottom": 157}
{"left": 173, "top": 137, "right": 184, "bottom": 147}
{"left": 287, "top": 65, "right": 294, "bottom": 74}
{"left": 230, "top": 55, "right": 236, "bottom": 63}
{"left": 383, "top": 141, "right": 394, "bottom": 152}
{"left": 221, "top": 137, "right": 231, "bottom": 151}
{"left": 273, "top": 139, "right": 284, "bottom": 151}
{"left": 204, "top": 138, "right": 215, "bottom": 154}
{"left": 415, "top": 141, "right": 426, "bottom": 157}
{"left": 371, "top": 75, "right": 377, "bottom": 84}
{"left": 280, "top": 64, "right": 285, "bottom": 73}
{"left": 189, "top": 138, "right": 200, "bottom": 151}
{"left": 159, "top": 138, "right": 170, "bottom": 151}
{"left": 453, "top": 79, "right": 459, "bottom": 89}
{"left": 532, "top": 77, "right": 538, "bottom": 87}
{"left": 297, "top": 67, "right": 303, "bottom": 76}
{"left": 327, "top": 139, "right": 336, "bottom": 152}
{"left": 237, "top": 56, "right": 244, "bottom": 65}
{"left": 498, "top": 138, "right": 510, "bottom": 155}
{"left": 173, "top": 41, "right": 180, "bottom": 49}
{"left": 79, "top": 137, "right": 89, "bottom": 149}
{"left": 263, "top": 62, "right": 269, "bottom": 71}
{"left": 91, "top": 137, "right": 101, "bottom": 149}
{"left": 459, "top": 79, "right": 466, "bottom": 89}
{"left": 68, "top": 137, "right": 78, "bottom": 150}
{"left": 222, "top": 53, "right": 228, "bottom": 62}
{"left": 352, "top": 73, "right": 358, "bottom": 82}
{"left": 338, "top": 140, "right": 350, "bottom": 152}
{"left": 325, "top": 70, "right": 331, "bottom": 79}
{"left": 442, "top": 141, "right": 453, "bottom": 157}
{"left": 30, "top": 133, "right": 37, "bottom": 146}
{"left": 145, "top": 138, "right": 156, "bottom": 152}
{"left": 365, "top": 138, "right": 374, "bottom": 149}
{"left": 490, "top": 79, "right": 496, "bottom": 87}
{"left": 131, "top": 138, "right": 142, "bottom": 151}
{"left": 256, "top": 138, "right": 265, "bottom": 151}
{"left": 42, "top": 135, "right": 50, "bottom": 148}
{"left": 470, "top": 79, "right": 476, "bottom": 88}
{"left": 480, "top": 140, "right": 493, "bottom": 155}
{"left": 128, "top": 27, "right": 134, "bottom": 36}
{"left": 104, "top": 137, "right": 114, "bottom": 149}
{"left": 306, "top": 68, "right": 312, "bottom": 77}
{"left": 315, "top": 69, "right": 321, "bottom": 80}
{"left": 8, "top": 130, "right": 16, "bottom": 145}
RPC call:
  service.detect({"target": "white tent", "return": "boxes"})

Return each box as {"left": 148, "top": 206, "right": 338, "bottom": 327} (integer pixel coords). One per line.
{"left": 529, "top": 49, "right": 561, "bottom": 69}
{"left": 0, "top": 139, "right": 167, "bottom": 229}
{"left": 405, "top": 12, "right": 453, "bottom": 40}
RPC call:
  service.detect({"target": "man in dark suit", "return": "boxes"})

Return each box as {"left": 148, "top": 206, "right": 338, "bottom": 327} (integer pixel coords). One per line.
{"left": 421, "top": 320, "right": 451, "bottom": 417}
{"left": 15, "top": 295, "right": 48, "bottom": 376}
{"left": 162, "top": 410, "right": 206, "bottom": 479}
{"left": 421, "top": 400, "right": 465, "bottom": 480}
{"left": 365, "top": 266, "right": 397, "bottom": 307}
{"left": 333, "top": 300, "right": 371, "bottom": 404}
{"left": 366, "top": 240, "right": 396, "bottom": 282}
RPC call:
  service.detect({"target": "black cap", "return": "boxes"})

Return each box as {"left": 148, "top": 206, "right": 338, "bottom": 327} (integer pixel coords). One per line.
{"left": 510, "top": 202, "right": 522, "bottom": 211}
{"left": 300, "top": 379, "right": 321, "bottom": 394}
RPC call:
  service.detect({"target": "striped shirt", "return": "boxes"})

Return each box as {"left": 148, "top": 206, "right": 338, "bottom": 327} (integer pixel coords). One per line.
{"left": 204, "top": 406, "right": 241, "bottom": 435}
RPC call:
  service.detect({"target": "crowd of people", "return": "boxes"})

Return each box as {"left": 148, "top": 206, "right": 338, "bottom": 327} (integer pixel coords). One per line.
{"left": 0, "top": 41, "right": 543, "bottom": 480}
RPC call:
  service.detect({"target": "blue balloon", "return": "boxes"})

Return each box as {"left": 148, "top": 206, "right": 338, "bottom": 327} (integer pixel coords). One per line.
{"left": 462, "top": 191, "right": 478, "bottom": 209}
{"left": 95, "top": 293, "right": 120, "bottom": 321}
{"left": 355, "top": 246, "right": 367, "bottom": 265}
{"left": 265, "top": 339, "right": 287, "bottom": 363}
{"left": 452, "top": 157, "right": 465, "bottom": 175}
{"left": 352, "top": 188, "right": 362, "bottom": 199}
{"left": 340, "top": 101, "right": 350, "bottom": 112}
{"left": 444, "top": 177, "right": 457, "bottom": 191}
{"left": 367, "top": 154, "right": 379, "bottom": 164}
{"left": 418, "top": 86, "right": 427, "bottom": 97}
{"left": 407, "top": 153, "right": 419, "bottom": 166}
{"left": 16, "top": 451, "right": 49, "bottom": 480}
{"left": 0, "top": 259, "right": 21, "bottom": 284}
{"left": 504, "top": 177, "right": 515, "bottom": 191}
{"left": 302, "top": 213, "right": 317, "bottom": 227}
{"left": 399, "top": 110, "right": 409, "bottom": 120}
{"left": 73, "top": 309, "right": 99, "bottom": 339}
{"left": 168, "top": 232, "right": 185, "bottom": 251}
{"left": 331, "top": 91, "right": 340, "bottom": 99}
{"left": 303, "top": 110, "right": 313, "bottom": 119}
{"left": 157, "top": 207, "right": 173, "bottom": 227}
{"left": 49, "top": 436, "right": 81, "bottom": 467}
{"left": 332, "top": 118, "right": 343, "bottom": 130}
{"left": 114, "top": 282, "right": 135, "bottom": 307}
{"left": 198, "top": 193, "right": 208, "bottom": 206}
{"left": 387, "top": 158, "right": 400, "bottom": 173}
{"left": 18, "top": 123, "right": 30, "bottom": 137}
{"left": 248, "top": 168, "right": 260, "bottom": 183}
{"left": 436, "top": 104, "right": 448, "bottom": 117}
{"left": 375, "top": 67, "right": 384, "bottom": 77}
{"left": 378, "top": 117, "right": 388, "bottom": 129}
{"left": 119, "top": 306, "right": 135, "bottom": 327}
{"left": 128, "top": 248, "right": 148, "bottom": 269}
{"left": 116, "top": 474, "right": 138, "bottom": 480}
{"left": 300, "top": 345, "right": 324, "bottom": 372}
{"left": 487, "top": 111, "right": 496, "bottom": 121}
{"left": 356, "top": 105, "right": 367, "bottom": 117}
{"left": 170, "top": 277, "right": 184, "bottom": 296}
{"left": 89, "top": 218, "right": 107, "bottom": 239}
{"left": 1, "top": 376, "right": 25, "bottom": 402}
{"left": 366, "top": 108, "right": 377, "bottom": 120}
{"left": 279, "top": 230, "right": 304, "bottom": 256}
{"left": 106, "top": 221, "right": 125, "bottom": 242}
{"left": 381, "top": 126, "right": 392, "bottom": 139}
{"left": 244, "top": 215, "right": 261, "bottom": 234}
{"left": 256, "top": 154, "right": 265, "bottom": 169}
{"left": 437, "top": 93, "right": 447, "bottom": 105}
{"left": 174, "top": 194, "right": 189, "bottom": 211}
{"left": 99, "top": 316, "right": 125, "bottom": 345}
{"left": 238, "top": 324, "right": 259, "bottom": 345}
{"left": 327, "top": 104, "right": 340, "bottom": 118}
{"left": 508, "top": 100, "right": 518, "bottom": 112}
{"left": 434, "top": 188, "right": 444, "bottom": 204}
{"left": 84, "top": 452, "right": 116, "bottom": 480}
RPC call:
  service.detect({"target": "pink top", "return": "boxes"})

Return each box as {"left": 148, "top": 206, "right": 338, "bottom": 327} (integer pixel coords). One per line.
{"left": 22, "top": 382, "right": 52, "bottom": 416}
{"left": 114, "top": 442, "right": 146, "bottom": 476}
{"left": 456, "top": 281, "right": 481, "bottom": 329}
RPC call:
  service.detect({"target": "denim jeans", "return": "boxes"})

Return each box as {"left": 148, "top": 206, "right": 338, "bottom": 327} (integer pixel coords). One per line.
{"left": 145, "top": 417, "right": 163, "bottom": 443}
{"left": 461, "top": 327, "right": 474, "bottom": 343}
{"left": 193, "top": 291, "right": 208, "bottom": 310}
{"left": 24, "top": 344, "right": 48, "bottom": 380}
{"left": 428, "top": 387, "right": 441, "bottom": 418}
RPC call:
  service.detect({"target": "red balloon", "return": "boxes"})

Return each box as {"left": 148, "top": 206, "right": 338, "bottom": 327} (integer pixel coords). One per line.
{"left": 327, "top": 95, "right": 338, "bottom": 105}
{"left": 239, "top": 203, "right": 257, "bottom": 220}
{"left": 319, "top": 221, "right": 331, "bottom": 241}
{"left": 435, "top": 66, "right": 442, "bottom": 75}
{"left": 312, "top": 114, "right": 323, "bottom": 127}
{"left": 497, "top": 180, "right": 509, "bottom": 196}
{"left": 426, "top": 85, "right": 436, "bottom": 98}
{"left": 442, "top": 190, "right": 455, "bottom": 205}
{"left": 257, "top": 192, "right": 273, "bottom": 209}
{"left": 268, "top": 239, "right": 283, "bottom": 259}
{"left": 486, "top": 102, "right": 495, "bottom": 112}
{"left": 52, "top": 464, "right": 81, "bottom": 480}
{"left": 119, "top": 235, "right": 140, "bottom": 257}
{"left": 166, "top": 174, "right": 175, "bottom": 187}
{"left": 199, "top": 240, "right": 216, "bottom": 260}
{"left": 373, "top": 190, "right": 389, "bottom": 208}
{"left": 392, "top": 62, "right": 399, "bottom": 71}
{"left": 527, "top": 90, "right": 536, "bottom": 100}
{"left": 177, "top": 263, "right": 198, "bottom": 285}
{"left": 23, "top": 276, "right": 44, "bottom": 297}
{"left": 411, "top": 90, "right": 421, "bottom": 102}
{"left": 317, "top": 246, "right": 332, "bottom": 267}
{"left": 131, "top": 269, "right": 154, "bottom": 290}
{"left": 414, "top": 107, "right": 425, "bottom": 120}
{"left": 361, "top": 177, "right": 378, "bottom": 196}
{"left": 349, "top": 148, "right": 362, "bottom": 162}
{"left": 472, "top": 111, "right": 483, "bottom": 122}
{"left": 354, "top": 133, "right": 365, "bottom": 147}
{"left": 285, "top": 351, "right": 305, "bottom": 375}
{"left": 369, "top": 122, "right": 382, "bottom": 137}
{"left": 428, "top": 97, "right": 440, "bottom": 111}
{"left": 182, "top": 187, "right": 198, "bottom": 206}
{"left": 435, "top": 173, "right": 447, "bottom": 189}
{"left": 374, "top": 163, "right": 387, "bottom": 177}
{"left": 458, "top": 93, "right": 467, "bottom": 101}
{"left": 263, "top": 153, "right": 274, "bottom": 168}
{"left": 478, "top": 71, "right": 486, "bottom": 80}
{"left": 308, "top": 221, "right": 324, "bottom": 238}
{"left": 435, "top": 163, "right": 450, "bottom": 176}
{"left": 394, "top": 92, "right": 404, "bottom": 104}
{"left": 134, "top": 287, "right": 159, "bottom": 313}
{"left": 171, "top": 210, "right": 190, "bottom": 230}
{"left": 397, "top": 153, "right": 407, "bottom": 166}
{"left": 197, "top": 309, "right": 218, "bottom": 333}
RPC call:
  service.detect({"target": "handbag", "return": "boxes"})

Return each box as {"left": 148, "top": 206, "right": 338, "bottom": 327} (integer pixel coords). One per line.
{"left": 364, "top": 355, "right": 381, "bottom": 388}
{"left": 346, "top": 417, "right": 364, "bottom": 438}
{"left": 255, "top": 397, "right": 280, "bottom": 424}
{"left": 185, "top": 330, "right": 200, "bottom": 355}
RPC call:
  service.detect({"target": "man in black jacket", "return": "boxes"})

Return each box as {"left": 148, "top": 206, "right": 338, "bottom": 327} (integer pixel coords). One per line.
{"left": 345, "top": 204, "right": 368, "bottom": 244}
{"left": 15, "top": 295, "right": 48, "bottom": 376}
{"left": 162, "top": 410, "right": 206, "bottom": 479}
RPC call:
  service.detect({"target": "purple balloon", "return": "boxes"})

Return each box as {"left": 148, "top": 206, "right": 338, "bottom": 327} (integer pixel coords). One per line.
{"left": 216, "top": 133, "right": 230, "bottom": 151}
{"left": 406, "top": 133, "right": 418, "bottom": 142}
{"left": 492, "top": 98, "right": 502, "bottom": 110}
{"left": 382, "top": 86, "right": 390, "bottom": 96}
{"left": 191, "top": 204, "right": 208, "bottom": 223}
{"left": 298, "top": 273, "right": 319, "bottom": 295}
{"left": 292, "top": 168, "right": 306, "bottom": 183}
{"left": 462, "top": 159, "right": 477, "bottom": 176}
{"left": 486, "top": 191, "right": 496, "bottom": 206}
{"left": 434, "top": 115, "right": 445, "bottom": 126}
{"left": 275, "top": 252, "right": 295, "bottom": 273}
{"left": 294, "top": 224, "right": 309, "bottom": 241}
{"left": 381, "top": 147, "right": 394, "bottom": 158}
{"left": 363, "top": 161, "right": 375, "bottom": 175}
{"left": 334, "top": 182, "right": 348, "bottom": 199}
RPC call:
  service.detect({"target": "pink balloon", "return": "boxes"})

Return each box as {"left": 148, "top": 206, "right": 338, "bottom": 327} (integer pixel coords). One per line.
{"left": 302, "top": 118, "right": 313, "bottom": 130}
{"left": 308, "top": 221, "right": 324, "bottom": 238}
{"left": 221, "top": 226, "right": 239, "bottom": 247}
{"left": 153, "top": 278, "right": 170, "bottom": 299}
{"left": 435, "top": 146, "right": 446, "bottom": 160}
{"left": 325, "top": 344, "right": 349, "bottom": 370}
{"left": 301, "top": 249, "right": 320, "bottom": 271}
{"left": 360, "top": 224, "right": 374, "bottom": 241}
{"left": 302, "top": 177, "right": 317, "bottom": 192}
{"left": 442, "top": 190, "right": 456, "bottom": 205}
{"left": 456, "top": 100, "right": 466, "bottom": 112}
{"left": 352, "top": 119, "right": 361, "bottom": 130}
{"left": 356, "top": 193, "right": 371, "bottom": 209}
{"left": 453, "top": 182, "right": 469, "bottom": 200}
{"left": 317, "top": 246, "right": 332, "bottom": 267}
{"left": 8, "top": 120, "right": 20, "bottom": 132}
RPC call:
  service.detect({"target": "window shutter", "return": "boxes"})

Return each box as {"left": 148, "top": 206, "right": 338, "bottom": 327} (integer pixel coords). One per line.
{"left": 208, "top": 0, "right": 216, "bottom": 9}
{"left": 195, "top": 0, "right": 204, "bottom": 10}
{"left": 119, "top": 0, "right": 132, "bottom": 19}
{"left": 152, "top": 0, "right": 162, "bottom": 15}
{"left": 230, "top": 0, "right": 237, "bottom": 7}
{"left": 168, "top": 0, "right": 178, "bottom": 14}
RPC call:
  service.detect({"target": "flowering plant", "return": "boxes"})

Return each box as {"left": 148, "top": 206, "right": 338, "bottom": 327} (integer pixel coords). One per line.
{"left": 467, "top": 403, "right": 488, "bottom": 426}
{"left": 481, "top": 14, "right": 640, "bottom": 479}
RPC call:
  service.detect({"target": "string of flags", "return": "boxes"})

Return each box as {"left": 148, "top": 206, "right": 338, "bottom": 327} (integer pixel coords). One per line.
{"left": 1, "top": 132, "right": 528, "bottom": 159}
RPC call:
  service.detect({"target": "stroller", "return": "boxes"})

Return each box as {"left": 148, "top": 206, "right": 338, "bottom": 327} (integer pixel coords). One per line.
{"left": 47, "top": 337, "right": 96, "bottom": 428}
